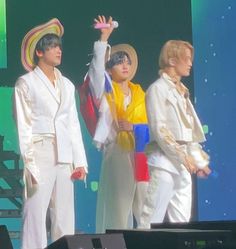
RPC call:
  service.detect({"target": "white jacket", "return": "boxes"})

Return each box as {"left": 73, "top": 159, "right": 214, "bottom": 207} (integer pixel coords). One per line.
{"left": 14, "top": 66, "right": 88, "bottom": 182}
{"left": 146, "top": 73, "right": 206, "bottom": 173}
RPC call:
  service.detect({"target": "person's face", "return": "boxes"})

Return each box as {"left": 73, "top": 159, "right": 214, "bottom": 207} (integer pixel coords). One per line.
{"left": 173, "top": 48, "right": 192, "bottom": 77}
{"left": 37, "top": 45, "right": 62, "bottom": 67}
{"left": 109, "top": 56, "right": 132, "bottom": 82}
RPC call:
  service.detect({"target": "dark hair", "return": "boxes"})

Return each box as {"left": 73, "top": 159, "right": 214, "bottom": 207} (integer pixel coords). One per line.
{"left": 106, "top": 51, "right": 131, "bottom": 69}
{"left": 33, "top": 33, "right": 62, "bottom": 64}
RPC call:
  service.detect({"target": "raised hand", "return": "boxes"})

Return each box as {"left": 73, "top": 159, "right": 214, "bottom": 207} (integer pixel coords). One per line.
{"left": 94, "top": 15, "right": 115, "bottom": 42}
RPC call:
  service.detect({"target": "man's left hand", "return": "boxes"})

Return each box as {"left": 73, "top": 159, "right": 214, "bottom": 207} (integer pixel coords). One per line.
{"left": 118, "top": 119, "right": 133, "bottom": 131}
{"left": 71, "top": 167, "right": 86, "bottom": 180}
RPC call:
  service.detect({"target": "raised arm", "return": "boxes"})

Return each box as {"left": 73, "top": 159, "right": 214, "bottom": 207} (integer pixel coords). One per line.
{"left": 88, "top": 16, "right": 115, "bottom": 100}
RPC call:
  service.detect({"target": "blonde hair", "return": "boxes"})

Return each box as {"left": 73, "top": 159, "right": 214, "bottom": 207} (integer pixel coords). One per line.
{"left": 159, "top": 40, "right": 194, "bottom": 74}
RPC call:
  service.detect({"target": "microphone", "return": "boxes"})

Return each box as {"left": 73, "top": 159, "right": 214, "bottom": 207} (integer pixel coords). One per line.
{"left": 94, "top": 21, "right": 119, "bottom": 29}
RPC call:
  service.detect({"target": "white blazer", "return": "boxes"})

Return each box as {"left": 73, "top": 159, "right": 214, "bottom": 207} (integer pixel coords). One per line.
{"left": 146, "top": 73, "right": 206, "bottom": 174}
{"left": 14, "top": 66, "right": 88, "bottom": 182}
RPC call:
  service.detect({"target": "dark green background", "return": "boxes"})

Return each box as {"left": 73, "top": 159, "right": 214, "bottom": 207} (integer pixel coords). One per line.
{"left": 1, "top": 0, "right": 193, "bottom": 89}
{"left": 0, "top": 1, "right": 193, "bottom": 247}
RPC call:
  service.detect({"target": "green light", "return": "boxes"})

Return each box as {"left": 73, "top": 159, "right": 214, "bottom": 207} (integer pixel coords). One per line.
{"left": 202, "top": 124, "right": 209, "bottom": 134}
{"left": 0, "top": 0, "right": 7, "bottom": 68}
{"left": 90, "top": 181, "right": 98, "bottom": 192}
{"left": 0, "top": 87, "right": 19, "bottom": 152}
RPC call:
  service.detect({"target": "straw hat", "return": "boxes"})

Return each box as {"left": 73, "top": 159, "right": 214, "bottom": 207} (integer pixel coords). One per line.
{"left": 21, "top": 18, "right": 64, "bottom": 71}
{"left": 108, "top": 43, "right": 138, "bottom": 80}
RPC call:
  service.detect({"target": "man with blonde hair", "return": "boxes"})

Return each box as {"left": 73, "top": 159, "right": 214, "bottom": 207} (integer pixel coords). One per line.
{"left": 139, "top": 40, "right": 211, "bottom": 228}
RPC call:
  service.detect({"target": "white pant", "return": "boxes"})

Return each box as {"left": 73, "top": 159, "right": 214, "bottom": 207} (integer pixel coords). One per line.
{"left": 22, "top": 137, "right": 75, "bottom": 249}
{"left": 139, "top": 166, "right": 192, "bottom": 228}
{"left": 133, "top": 181, "right": 148, "bottom": 225}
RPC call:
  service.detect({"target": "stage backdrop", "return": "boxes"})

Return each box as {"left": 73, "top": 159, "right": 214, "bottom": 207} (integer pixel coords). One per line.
{"left": 1, "top": 0, "right": 236, "bottom": 248}
{"left": 0, "top": 1, "right": 193, "bottom": 248}
{"left": 191, "top": 0, "right": 236, "bottom": 221}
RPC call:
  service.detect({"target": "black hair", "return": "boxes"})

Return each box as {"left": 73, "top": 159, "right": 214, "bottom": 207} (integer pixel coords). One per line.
{"left": 33, "top": 33, "right": 62, "bottom": 64}
{"left": 106, "top": 51, "right": 131, "bottom": 69}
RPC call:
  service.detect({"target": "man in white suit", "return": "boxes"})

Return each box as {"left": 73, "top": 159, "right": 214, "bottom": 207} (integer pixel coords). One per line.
{"left": 14, "top": 19, "right": 88, "bottom": 249}
{"left": 139, "top": 40, "right": 211, "bottom": 228}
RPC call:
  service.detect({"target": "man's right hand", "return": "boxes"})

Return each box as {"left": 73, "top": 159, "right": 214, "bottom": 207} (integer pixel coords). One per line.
{"left": 184, "top": 155, "right": 198, "bottom": 174}
{"left": 94, "top": 15, "right": 114, "bottom": 42}
{"left": 197, "top": 165, "right": 211, "bottom": 178}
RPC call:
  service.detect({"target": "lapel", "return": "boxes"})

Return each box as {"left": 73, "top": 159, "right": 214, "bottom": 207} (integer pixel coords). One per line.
{"left": 55, "top": 68, "right": 66, "bottom": 115}
{"left": 162, "top": 73, "right": 205, "bottom": 142}
{"left": 163, "top": 74, "right": 192, "bottom": 128}
{"left": 34, "top": 66, "right": 61, "bottom": 104}
{"left": 186, "top": 98, "right": 205, "bottom": 133}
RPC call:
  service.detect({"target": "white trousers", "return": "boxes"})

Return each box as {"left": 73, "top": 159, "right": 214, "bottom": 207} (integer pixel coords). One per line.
{"left": 22, "top": 137, "right": 75, "bottom": 249}
{"left": 133, "top": 181, "right": 148, "bottom": 225}
{"left": 96, "top": 143, "right": 148, "bottom": 232}
{"left": 139, "top": 165, "right": 192, "bottom": 228}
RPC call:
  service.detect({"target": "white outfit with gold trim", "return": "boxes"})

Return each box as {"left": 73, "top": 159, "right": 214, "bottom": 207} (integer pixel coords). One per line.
{"left": 139, "top": 73, "right": 207, "bottom": 228}
{"left": 14, "top": 66, "right": 87, "bottom": 249}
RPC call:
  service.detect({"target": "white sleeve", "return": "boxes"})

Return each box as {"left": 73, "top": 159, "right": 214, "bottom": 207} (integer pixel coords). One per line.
{"left": 88, "top": 40, "right": 108, "bottom": 100}
{"left": 14, "top": 78, "right": 40, "bottom": 181}
{"left": 69, "top": 87, "right": 88, "bottom": 172}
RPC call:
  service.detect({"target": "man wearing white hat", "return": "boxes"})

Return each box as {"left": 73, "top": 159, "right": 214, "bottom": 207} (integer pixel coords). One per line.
{"left": 14, "top": 19, "right": 88, "bottom": 249}
{"left": 80, "top": 15, "right": 149, "bottom": 232}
